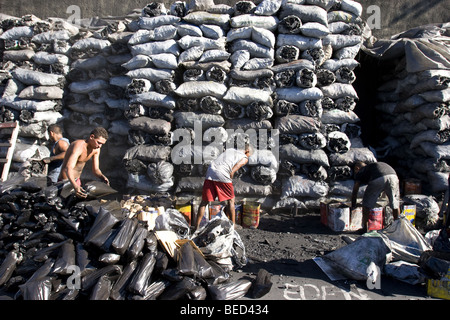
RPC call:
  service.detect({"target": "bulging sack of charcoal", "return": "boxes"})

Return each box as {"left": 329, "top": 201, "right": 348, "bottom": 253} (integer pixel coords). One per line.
{"left": 174, "top": 111, "right": 225, "bottom": 129}
{"left": 183, "top": 11, "right": 231, "bottom": 30}
{"left": 0, "top": 25, "right": 33, "bottom": 40}
{"left": 130, "top": 39, "right": 180, "bottom": 56}
{"left": 279, "top": 143, "right": 330, "bottom": 167}
{"left": 175, "top": 81, "right": 227, "bottom": 99}
{"left": 275, "top": 115, "right": 322, "bottom": 134}
{"left": 230, "top": 14, "right": 279, "bottom": 31}
{"left": 179, "top": 46, "right": 205, "bottom": 64}
{"left": 322, "top": 109, "right": 360, "bottom": 125}
{"left": 3, "top": 49, "right": 35, "bottom": 62}
{"left": 31, "top": 29, "right": 71, "bottom": 44}
{"left": 69, "top": 79, "right": 109, "bottom": 94}
{"left": 178, "top": 35, "right": 226, "bottom": 51}
{"left": 335, "top": 66, "right": 356, "bottom": 84}
{"left": 278, "top": 15, "right": 302, "bottom": 34}
{"left": 300, "top": 22, "right": 330, "bottom": 39}
{"left": 230, "top": 39, "right": 274, "bottom": 60}
{"left": 275, "top": 45, "right": 300, "bottom": 63}
{"left": 223, "top": 86, "right": 273, "bottom": 105}
{"left": 322, "top": 58, "right": 359, "bottom": 72}
{"left": 147, "top": 161, "right": 174, "bottom": 184}
{"left": 11, "top": 68, "right": 65, "bottom": 86}
{"left": 296, "top": 68, "right": 317, "bottom": 88}
{"left": 249, "top": 149, "right": 278, "bottom": 170}
{"left": 302, "top": 163, "right": 328, "bottom": 181}
{"left": 32, "top": 51, "right": 69, "bottom": 65}
{"left": 254, "top": 0, "right": 283, "bottom": 16}
{"left": 328, "top": 148, "right": 377, "bottom": 166}
{"left": 18, "top": 85, "right": 64, "bottom": 100}
{"left": 279, "top": 3, "right": 328, "bottom": 27}
{"left": 199, "top": 96, "right": 224, "bottom": 115}
{"left": 297, "top": 132, "right": 327, "bottom": 150}
{"left": 321, "top": 83, "right": 358, "bottom": 100}
{"left": 122, "top": 55, "right": 153, "bottom": 70}
{"left": 123, "top": 145, "right": 172, "bottom": 163}
{"left": 246, "top": 101, "right": 273, "bottom": 121}
{"left": 125, "top": 68, "right": 174, "bottom": 83}
{"left": 299, "top": 99, "right": 323, "bottom": 118}
{"left": 276, "top": 34, "right": 323, "bottom": 52}
{"left": 128, "top": 116, "right": 171, "bottom": 135}
{"left": 126, "top": 78, "right": 152, "bottom": 96}
{"left": 276, "top": 87, "right": 323, "bottom": 104}
{"left": 281, "top": 174, "right": 329, "bottom": 198}
{"left": 301, "top": 47, "right": 327, "bottom": 67}
{"left": 127, "top": 173, "right": 175, "bottom": 193}
{"left": 327, "top": 131, "right": 351, "bottom": 153}
{"left": 250, "top": 165, "right": 277, "bottom": 185}
{"left": 130, "top": 91, "right": 176, "bottom": 109}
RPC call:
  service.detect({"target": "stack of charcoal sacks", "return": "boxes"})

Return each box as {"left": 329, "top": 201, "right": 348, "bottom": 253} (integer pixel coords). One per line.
{"left": 173, "top": 2, "right": 231, "bottom": 200}
{"left": 65, "top": 18, "right": 134, "bottom": 188}
{"left": 273, "top": 0, "right": 376, "bottom": 210}
{"left": 122, "top": 3, "right": 181, "bottom": 194}
{"left": 368, "top": 23, "right": 450, "bottom": 196}
{"left": 222, "top": 0, "right": 281, "bottom": 202}
{"left": 0, "top": 14, "right": 75, "bottom": 174}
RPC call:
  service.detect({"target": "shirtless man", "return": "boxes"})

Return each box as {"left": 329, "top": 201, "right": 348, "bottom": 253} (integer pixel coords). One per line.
{"left": 58, "top": 127, "right": 109, "bottom": 198}
{"left": 43, "top": 124, "right": 70, "bottom": 184}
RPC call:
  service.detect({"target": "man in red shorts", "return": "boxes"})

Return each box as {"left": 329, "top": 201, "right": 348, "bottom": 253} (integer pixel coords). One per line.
{"left": 193, "top": 144, "right": 251, "bottom": 231}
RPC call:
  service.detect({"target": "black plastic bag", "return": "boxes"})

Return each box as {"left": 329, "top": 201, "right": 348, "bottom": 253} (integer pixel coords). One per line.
{"left": 127, "top": 225, "right": 149, "bottom": 261}
{"left": 186, "top": 285, "right": 207, "bottom": 300}
{"left": 110, "top": 260, "right": 138, "bottom": 300}
{"left": 134, "top": 279, "right": 171, "bottom": 300}
{"left": 84, "top": 207, "right": 120, "bottom": 249}
{"left": 81, "top": 265, "right": 122, "bottom": 292}
{"left": 112, "top": 218, "right": 138, "bottom": 255}
{"left": 177, "top": 242, "right": 196, "bottom": 277}
{"left": 249, "top": 269, "right": 272, "bottom": 299}
{"left": 90, "top": 274, "right": 113, "bottom": 300}
{"left": 98, "top": 253, "right": 121, "bottom": 265}
{"left": 76, "top": 243, "right": 95, "bottom": 277}
{"left": 0, "top": 251, "right": 22, "bottom": 286}
{"left": 419, "top": 251, "right": 450, "bottom": 279}
{"left": 158, "top": 277, "right": 199, "bottom": 300}
{"left": 19, "top": 277, "right": 52, "bottom": 300}
{"left": 433, "top": 228, "right": 450, "bottom": 253}
{"left": 127, "top": 252, "right": 156, "bottom": 295}
{"left": 52, "top": 239, "right": 76, "bottom": 275}
{"left": 208, "top": 279, "right": 252, "bottom": 300}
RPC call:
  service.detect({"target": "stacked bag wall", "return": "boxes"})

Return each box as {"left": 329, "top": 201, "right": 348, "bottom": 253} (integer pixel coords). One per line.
{"left": 363, "top": 23, "right": 450, "bottom": 196}
{"left": 0, "top": 0, "right": 378, "bottom": 212}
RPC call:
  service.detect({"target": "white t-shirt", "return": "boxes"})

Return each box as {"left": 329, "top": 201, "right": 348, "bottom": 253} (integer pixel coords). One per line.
{"left": 205, "top": 148, "right": 247, "bottom": 183}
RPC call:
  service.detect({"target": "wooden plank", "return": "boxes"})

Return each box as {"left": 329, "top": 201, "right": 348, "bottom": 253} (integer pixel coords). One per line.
{"left": 1, "top": 121, "right": 19, "bottom": 181}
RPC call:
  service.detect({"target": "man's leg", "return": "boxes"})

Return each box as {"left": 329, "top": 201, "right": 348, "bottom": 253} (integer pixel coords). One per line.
{"left": 194, "top": 200, "right": 208, "bottom": 231}
{"left": 226, "top": 197, "right": 236, "bottom": 225}
{"left": 362, "top": 206, "right": 371, "bottom": 232}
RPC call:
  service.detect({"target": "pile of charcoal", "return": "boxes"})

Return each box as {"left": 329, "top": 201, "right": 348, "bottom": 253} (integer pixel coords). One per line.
{"left": 0, "top": 176, "right": 271, "bottom": 300}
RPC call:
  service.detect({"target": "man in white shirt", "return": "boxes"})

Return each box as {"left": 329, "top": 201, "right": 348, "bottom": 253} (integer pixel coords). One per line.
{"left": 193, "top": 144, "right": 251, "bottom": 231}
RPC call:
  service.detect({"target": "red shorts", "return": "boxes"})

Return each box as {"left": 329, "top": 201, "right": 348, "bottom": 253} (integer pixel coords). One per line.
{"left": 202, "top": 179, "right": 234, "bottom": 202}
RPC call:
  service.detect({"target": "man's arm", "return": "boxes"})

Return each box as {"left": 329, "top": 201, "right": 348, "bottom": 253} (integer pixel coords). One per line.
{"left": 230, "top": 158, "right": 248, "bottom": 179}
{"left": 91, "top": 150, "right": 109, "bottom": 185}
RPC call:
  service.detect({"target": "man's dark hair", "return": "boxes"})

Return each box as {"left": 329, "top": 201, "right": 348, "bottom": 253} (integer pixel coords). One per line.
{"left": 91, "top": 127, "right": 108, "bottom": 140}
{"left": 48, "top": 124, "right": 63, "bottom": 134}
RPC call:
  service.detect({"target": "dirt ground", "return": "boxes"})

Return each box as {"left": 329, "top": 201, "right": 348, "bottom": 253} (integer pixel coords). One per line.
{"left": 236, "top": 211, "right": 347, "bottom": 268}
